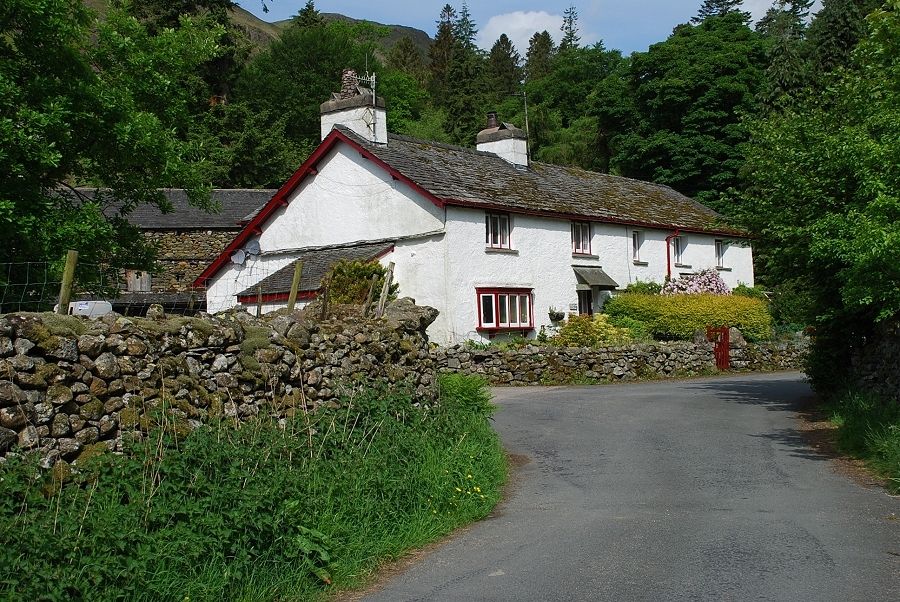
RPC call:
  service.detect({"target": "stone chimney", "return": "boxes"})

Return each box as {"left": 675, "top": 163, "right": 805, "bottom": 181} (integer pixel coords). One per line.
{"left": 476, "top": 112, "right": 528, "bottom": 168}
{"left": 320, "top": 68, "right": 388, "bottom": 144}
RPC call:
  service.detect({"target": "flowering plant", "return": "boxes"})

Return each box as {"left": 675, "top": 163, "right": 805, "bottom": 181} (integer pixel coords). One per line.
{"left": 662, "top": 268, "right": 731, "bottom": 295}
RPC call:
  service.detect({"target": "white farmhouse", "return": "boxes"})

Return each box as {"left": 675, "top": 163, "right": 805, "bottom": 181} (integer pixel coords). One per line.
{"left": 196, "top": 70, "right": 754, "bottom": 345}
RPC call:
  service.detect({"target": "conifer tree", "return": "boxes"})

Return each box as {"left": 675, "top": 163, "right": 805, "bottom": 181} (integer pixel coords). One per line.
{"left": 560, "top": 5, "right": 581, "bottom": 50}
{"left": 428, "top": 5, "right": 457, "bottom": 101}
{"left": 453, "top": 2, "right": 478, "bottom": 52}
{"left": 692, "top": 0, "right": 750, "bottom": 24}
{"left": 294, "top": 1, "right": 325, "bottom": 28}
{"left": 487, "top": 34, "right": 523, "bottom": 100}
{"left": 806, "top": 0, "right": 877, "bottom": 75}
{"left": 525, "top": 30, "right": 556, "bottom": 81}
{"left": 388, "top": 35, "right": 426, "bottom": 82}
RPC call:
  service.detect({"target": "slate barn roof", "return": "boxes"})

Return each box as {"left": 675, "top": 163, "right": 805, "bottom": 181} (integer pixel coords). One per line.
{"left": 237, "top": 242, "right": 393, "bottom": 298}
{"left": 339, "top": 126, "right": 736, "bottom": 234}
{"left": 73, "top": 188, "right": 275, "bottom": 230}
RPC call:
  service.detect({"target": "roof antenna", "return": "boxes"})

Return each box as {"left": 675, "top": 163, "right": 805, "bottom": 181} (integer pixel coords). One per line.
{"left": 356, "top": 62, "right": 379, "bottom": 143}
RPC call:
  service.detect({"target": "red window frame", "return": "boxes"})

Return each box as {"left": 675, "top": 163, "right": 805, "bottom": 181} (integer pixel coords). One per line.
{"left": 572, "top": 221, "right": 591, "bottom": 254}
{"left": 476, "top": 288, "right": 534, "bottom": 331}
{"left": 485, "top": 213, "right": 511, "bottom": 249}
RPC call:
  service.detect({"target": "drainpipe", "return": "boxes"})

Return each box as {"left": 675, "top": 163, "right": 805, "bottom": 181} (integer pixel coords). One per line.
{"left": 665, "top": 228, "right": 681, "bottom": 280}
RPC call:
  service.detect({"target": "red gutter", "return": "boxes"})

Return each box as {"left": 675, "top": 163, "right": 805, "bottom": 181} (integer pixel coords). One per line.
{"left": 237, "top": 290, "right": 318, "bottom": 304}
{"left": 665, "top": 228, "right": 681, "bottom": 280}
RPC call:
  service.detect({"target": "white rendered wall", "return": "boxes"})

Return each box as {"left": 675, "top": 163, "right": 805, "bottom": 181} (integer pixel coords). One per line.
{"left": 476, "top": 138, "right": 528, "bottom": 167}
{"left": 321, "top": 106, "right": 388, "bottom": 144}
{"left": 206, "top": 142, "right": 444, "bottom": 313}
{"left": 439, "top": 207, "right": 755, "bottom": 345}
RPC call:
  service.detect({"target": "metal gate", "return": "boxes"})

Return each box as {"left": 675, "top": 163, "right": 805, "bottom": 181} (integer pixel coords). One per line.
{"left": 706, "top": 326, "right": 730, "bottom": 371}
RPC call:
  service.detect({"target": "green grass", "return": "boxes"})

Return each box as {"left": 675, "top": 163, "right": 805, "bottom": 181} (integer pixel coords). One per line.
{"left": 0, "top": 375, "right": 506, "bottom": 601}
{"left": 827, "top": 389, "right": 900, "bottom": 492}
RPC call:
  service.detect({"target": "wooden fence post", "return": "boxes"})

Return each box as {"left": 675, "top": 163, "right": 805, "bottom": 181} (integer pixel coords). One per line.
{"left": 287, "top": 260, "right": 304, "bottom": 312}
{"left": 362, "top": 273, "right": 378, "bottom": 317}
{"left": 375, "top": 262, "right": 395, "bottom": 319}
{"left": 57, "top": 250, "right": 78, "bottom": 315}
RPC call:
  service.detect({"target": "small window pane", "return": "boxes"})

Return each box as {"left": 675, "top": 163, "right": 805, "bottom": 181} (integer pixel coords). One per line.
{"left": 498, "top": 295, "right": 508, "bottom": 324}
{"left": 491, "top": 216, "right": 499, "bottom": 246}
{"left": 500, "top": 216, "right": 509, "bottom": 247}
{"left": 508, "top": 295, "right": 518, "bottom": 325}
{"left": 485, "top": 217, "right": 490, "bottom": 245}
{"left": 481, "top": 295, "right": 494, "bottom": 326}
{"left": 582, "top": 226, "right": 590, "bottom": 252}
{"left": 519, "top": 295, "right": 529, "bottom": 325}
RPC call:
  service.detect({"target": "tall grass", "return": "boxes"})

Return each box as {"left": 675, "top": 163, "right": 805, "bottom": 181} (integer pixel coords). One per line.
{"left": 0, "top": 375, "right": 506, "bottom": 601}
{"left": 828, "top": 389, "right": 900, "bottom": 492}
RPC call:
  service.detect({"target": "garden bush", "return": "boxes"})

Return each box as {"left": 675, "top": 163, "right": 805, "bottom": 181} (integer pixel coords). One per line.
{"left": 0, "top": 375, "right": 506, "bottom": 601}
{"left": 661, "top": 267, "right": 731, "bottom": 295}
{"left": 603, "top": 293, "right": 772, "bottom": 341}
{"left": 550, "top": 314, "right": 633, "bottom": 347}
{"left": 623, "top": 280, "right": 662, "bottom": 295}
{"left": 326, "top": 259, "right": 397, "bottom": 305}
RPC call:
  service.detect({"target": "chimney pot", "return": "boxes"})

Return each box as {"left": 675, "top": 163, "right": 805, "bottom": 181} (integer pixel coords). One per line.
{"left": 486, "top": 112, "right": 499, "bottom": 129}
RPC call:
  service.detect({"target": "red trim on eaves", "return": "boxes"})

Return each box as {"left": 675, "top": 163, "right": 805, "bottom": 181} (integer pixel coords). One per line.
{"left": 236, "top": 290, "right": 318, "bottom": 304}
{"left": 193, "top": 129, "right": 444, "bottom": 288}
{"left": 443, "top": 198, "right": 748, "bottom": 239}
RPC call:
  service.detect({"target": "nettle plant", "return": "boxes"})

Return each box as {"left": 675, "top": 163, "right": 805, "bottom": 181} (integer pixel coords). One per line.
{"left": 662, "top": 268, "right": 731, "bottom": 295}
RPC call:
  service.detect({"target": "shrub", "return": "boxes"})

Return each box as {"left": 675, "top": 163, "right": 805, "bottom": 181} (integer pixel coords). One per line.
{"left": 662, "top": 268, "right": 731, "bottom": 295}
{"left": 604, "top": 293, "right": 772, "bottom": 341}
{"left": 605, "top": 315, "right": 653, "bottom": 341}
{"left": 623, "top": 280, "right": 662, "bottom": 295}
{"left": 733, "top": 283, "right": 768, "bottom": 300}
{"left": 0, "top": 376, "right": 506, "bottom": 601}
{"left": 326, "top": 259, "right": 398, "bottom": 305}
{"left": 550, "top": 314, "right": 633, "bottom": 347}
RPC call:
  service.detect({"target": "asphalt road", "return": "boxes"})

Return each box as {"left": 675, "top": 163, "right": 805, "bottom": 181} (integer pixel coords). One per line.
{"left": 364, "top": 372, "right": 899, "bottom": 602}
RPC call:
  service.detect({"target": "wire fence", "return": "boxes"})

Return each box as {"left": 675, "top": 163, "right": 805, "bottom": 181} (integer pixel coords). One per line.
{"left": 0, "top": 256, "right": 313, "bottom": 318}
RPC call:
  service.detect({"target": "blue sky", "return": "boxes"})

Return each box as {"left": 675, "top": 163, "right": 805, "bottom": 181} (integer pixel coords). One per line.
{"left": 234, "top": 1, "right": 820, "bottom": 55}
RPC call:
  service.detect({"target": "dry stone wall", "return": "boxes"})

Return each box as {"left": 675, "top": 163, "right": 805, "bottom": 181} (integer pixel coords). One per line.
{"left": 0, "top": 299, "right": 438, "bottom": 465}
{"left": 434, "top": 336, "right": 808, "bottom": 386}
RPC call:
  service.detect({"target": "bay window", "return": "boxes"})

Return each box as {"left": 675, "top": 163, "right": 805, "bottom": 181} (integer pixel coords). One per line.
{"left": 477, "top": 288, "right": 533, "bottom": 330}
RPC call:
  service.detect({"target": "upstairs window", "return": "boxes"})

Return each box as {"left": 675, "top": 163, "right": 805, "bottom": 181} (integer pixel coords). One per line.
{"left": 485, "top": 213, "right": 510, "bottom": 249}
{"left": 477, "top": 288, "right": 533, "bottom": 330}
{"left": 572, "top": 222, "right": 591, "bottom": 255}
{"left": 632, "top": 231, "right": 644, "bottom": 262}
{"left": 715, "top": 239, "right": 726, "bottom": 267}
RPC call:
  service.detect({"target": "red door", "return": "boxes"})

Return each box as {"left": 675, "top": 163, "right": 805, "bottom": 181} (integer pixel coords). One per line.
{"left": 706, "top": 326, "right": 730, "bottom": 370}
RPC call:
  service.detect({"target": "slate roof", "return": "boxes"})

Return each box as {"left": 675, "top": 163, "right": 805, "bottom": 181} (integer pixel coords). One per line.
{"left": 236, "top": 242, "right": 393, "bottom": 298}
{"left": 73, "top": 188, "right": 275, "bottom": 230}
{"left": 337, "top": 126, "right": 736, "bottom": 234}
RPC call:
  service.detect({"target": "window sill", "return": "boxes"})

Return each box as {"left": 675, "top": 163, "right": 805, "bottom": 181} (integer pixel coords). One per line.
{"left": 485, "top": 247, "right": 518, "bottom": 255}
{"left": 477, "top": 326, "right": 534, "bottom": 337}
{"left": 716, "top": 266, "right": 732, "bottom": 272}
{"left": 632, "top": 260, "right": 649, "bottom": 266}
{"left": 572, "top": 253, "right": 598, "bottom": 260}
{"left": 674, "top": 263, "right": 692, "bottom": 269}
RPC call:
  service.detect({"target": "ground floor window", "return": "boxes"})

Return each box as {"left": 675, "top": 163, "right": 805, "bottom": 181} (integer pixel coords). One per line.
{"left": 477, "top": 288, "right": 533, "bottom": 330}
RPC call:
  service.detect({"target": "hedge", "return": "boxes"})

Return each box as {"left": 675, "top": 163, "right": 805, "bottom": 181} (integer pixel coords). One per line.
{"left": 603, "top": 294, "right": 772, "bottom": 341}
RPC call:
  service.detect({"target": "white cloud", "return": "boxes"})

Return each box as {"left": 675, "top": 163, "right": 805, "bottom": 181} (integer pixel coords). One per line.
{"left": 477, "top": 10, "right": 601, "bottom": 54}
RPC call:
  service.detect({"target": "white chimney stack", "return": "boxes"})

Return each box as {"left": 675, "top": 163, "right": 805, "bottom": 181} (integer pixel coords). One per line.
{"left": 319, "top": 69, "right": 387, "bottom": 144}
{"left": 476, "top": 112, "right": 528, "bottom": 168}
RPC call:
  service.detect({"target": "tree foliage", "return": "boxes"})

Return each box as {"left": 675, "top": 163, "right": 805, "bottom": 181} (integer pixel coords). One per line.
{"left": 732, "top": 2, "right": 900, "bottom": 388}
{"left": 0, "top": 0, "right": 222, "bottom": 278}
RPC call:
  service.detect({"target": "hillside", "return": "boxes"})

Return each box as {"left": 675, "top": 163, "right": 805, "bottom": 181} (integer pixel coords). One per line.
{"left": 82, "top": 2, "right": 431, "bottom": 59}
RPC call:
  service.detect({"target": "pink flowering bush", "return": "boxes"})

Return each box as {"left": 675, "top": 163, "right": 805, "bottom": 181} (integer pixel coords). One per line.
{"left": 662, "top": 268, "right": 731, "bottom": 295}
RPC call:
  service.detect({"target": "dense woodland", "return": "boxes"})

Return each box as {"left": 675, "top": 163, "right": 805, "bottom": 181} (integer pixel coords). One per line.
{"left": 1, "top": 0, "right": 898, "bottom": 388}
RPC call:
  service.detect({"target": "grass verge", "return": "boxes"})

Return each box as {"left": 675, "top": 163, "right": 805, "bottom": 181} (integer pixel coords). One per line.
{"left": 826, "top": 388, "right": 900, "bottom": 493}
{"left": 0, "top": 374, "right": 506, "bottom": 601}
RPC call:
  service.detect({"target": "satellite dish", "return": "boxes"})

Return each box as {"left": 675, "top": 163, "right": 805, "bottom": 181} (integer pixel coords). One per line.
{"left": 230, "top": 249, "right": 247, "bottom": 265}
{"left": 244, "top": 240, "right": 261, "bottom": 256}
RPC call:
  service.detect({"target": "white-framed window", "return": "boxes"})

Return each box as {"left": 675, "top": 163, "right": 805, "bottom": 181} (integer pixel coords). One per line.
{"left": 715, "top": 239, "right": 725, "bottom": 267}
{"left": 632, "top": 230, "right": 644, "bottom": 262}
{"left": 485, "top": 213, "right": 511, "bottom": 249}
{"left": 477, "top": 288, "right": 533, "bottom": 330}
{"left": 572, "top": 221, "right": 591, "bottom": 255}
{"left": 673, "top": 236, "right": 685, "bottom": 265}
